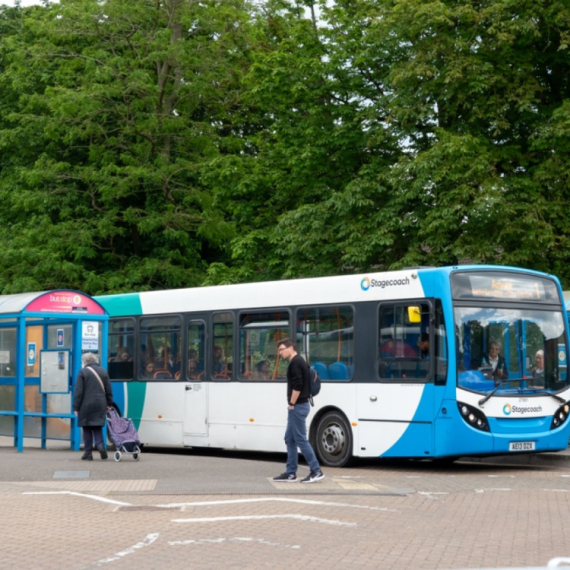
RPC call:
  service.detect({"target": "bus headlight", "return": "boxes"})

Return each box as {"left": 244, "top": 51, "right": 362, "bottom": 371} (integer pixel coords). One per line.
{"left": 550, "top": 403, "right": 570, "bottom": 430}
{"left": 457, "top": 402, "right": 490, "bottom": 432}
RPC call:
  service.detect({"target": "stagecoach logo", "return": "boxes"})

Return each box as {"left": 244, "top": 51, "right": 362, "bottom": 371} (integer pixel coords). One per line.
{"left": 360, "top": 276, "right": 411, "bottom": 291}
{"left": 503, "top": 403, "right": 542, "bottom": 416}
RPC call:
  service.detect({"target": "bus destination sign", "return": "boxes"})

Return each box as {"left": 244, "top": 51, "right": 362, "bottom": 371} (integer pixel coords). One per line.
{"left": 451, "top": 272, "right": 560, "bottom": 304}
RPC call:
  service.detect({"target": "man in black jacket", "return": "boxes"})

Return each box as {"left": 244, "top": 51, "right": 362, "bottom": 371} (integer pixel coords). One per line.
{"left": 273, "top": 338, "right": 324, "bottom": 483}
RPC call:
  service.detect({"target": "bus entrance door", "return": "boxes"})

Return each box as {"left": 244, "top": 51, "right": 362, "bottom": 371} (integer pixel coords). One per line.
{"left": 183, "top": 382, "right": 208, "bottom": 439}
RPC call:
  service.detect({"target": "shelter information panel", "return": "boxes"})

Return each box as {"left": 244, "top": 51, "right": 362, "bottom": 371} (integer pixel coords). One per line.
{"left": 40, "top": 350, "right": 70, "bottom": 394}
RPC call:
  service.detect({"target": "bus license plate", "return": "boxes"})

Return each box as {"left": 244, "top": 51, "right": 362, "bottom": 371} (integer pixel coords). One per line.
{"left": 509, "top": 441, "right": 535, "bottom": 452}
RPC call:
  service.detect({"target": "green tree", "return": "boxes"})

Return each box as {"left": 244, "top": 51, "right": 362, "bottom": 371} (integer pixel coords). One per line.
{"left": 215, "top": 0, "right": 570, "bottom": 286}
{"left": 0, "top": 0, "right": 252, "bottom": 294}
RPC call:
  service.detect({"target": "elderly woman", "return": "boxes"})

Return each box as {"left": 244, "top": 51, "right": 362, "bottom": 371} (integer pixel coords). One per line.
{"left": 73, "top": 353, "right": 113, "bottom": 461}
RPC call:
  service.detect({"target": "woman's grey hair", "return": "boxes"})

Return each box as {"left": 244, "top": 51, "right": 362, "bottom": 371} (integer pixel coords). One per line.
{"left": 82, "top": 353, "right": 99, "bottom": 366}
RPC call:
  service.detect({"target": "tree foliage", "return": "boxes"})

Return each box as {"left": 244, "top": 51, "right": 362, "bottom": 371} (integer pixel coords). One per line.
{"left": 1, "top": 0, "right": 570, "bottom": 293}
{"left": 0, "top": 0, "right": 250, "bottom": 293}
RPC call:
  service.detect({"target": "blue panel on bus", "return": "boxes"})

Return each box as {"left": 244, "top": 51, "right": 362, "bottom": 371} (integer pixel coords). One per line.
{"left": 489, "top": 416, "right": 552, "bottom": 434}
{"left": 110, "top": 381, "right": 126, "bottom": 417}
{"left": 382, "top": 384, "right": 435, "bottom": 457}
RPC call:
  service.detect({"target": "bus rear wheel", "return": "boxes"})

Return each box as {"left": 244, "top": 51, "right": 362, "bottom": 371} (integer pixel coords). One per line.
{"left": 315, "top": 411, "right": 353, "bottom": 468}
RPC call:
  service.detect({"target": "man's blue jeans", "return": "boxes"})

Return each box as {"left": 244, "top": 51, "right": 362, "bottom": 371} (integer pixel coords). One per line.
{"left": 285, "top": 402, "right": 320, "bottom": 474}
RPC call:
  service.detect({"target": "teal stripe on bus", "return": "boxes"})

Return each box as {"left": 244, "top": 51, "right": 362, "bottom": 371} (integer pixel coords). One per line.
{"left": 97, "top": 293, "right": 143, "bottom": 317}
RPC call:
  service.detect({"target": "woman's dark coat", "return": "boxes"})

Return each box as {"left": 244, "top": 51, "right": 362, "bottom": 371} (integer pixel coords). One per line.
{"left": 73, "top": 364, "right": 113, "bottom": 427}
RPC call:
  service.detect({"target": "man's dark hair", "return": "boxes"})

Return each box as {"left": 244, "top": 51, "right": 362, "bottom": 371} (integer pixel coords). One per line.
{"left": 421, "top": 332, "right": 429, "bottom": 342}
{"left": 277, "top": 337, "right": 296, "bottom": 350}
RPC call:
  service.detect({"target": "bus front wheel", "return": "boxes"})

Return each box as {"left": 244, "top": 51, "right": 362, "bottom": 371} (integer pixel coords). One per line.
{"left": 315, "top": 411, "right": 353, "bottom": 468}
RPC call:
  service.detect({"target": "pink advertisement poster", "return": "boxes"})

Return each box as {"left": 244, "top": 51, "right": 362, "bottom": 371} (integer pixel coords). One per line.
{"left": 26, "top": 291, "right": 105, "bottom": 315}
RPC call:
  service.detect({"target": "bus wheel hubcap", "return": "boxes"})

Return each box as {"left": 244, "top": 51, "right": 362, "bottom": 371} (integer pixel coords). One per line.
{"left": 322, "top": 425, "right": 344, "bottom": 455}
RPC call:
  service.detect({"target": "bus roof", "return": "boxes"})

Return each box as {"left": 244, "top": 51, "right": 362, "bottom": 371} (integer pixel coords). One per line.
{"left": 95, "top": 265, "right": 558, "bottom": 318}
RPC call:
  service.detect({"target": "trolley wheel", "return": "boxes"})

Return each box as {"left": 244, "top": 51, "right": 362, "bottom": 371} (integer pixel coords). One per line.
{"left": 314, "top": 411, "right": 354, "bottom": 468}
{"left": 114, "top": 451, "right": 121, "bottom": 462}
{"left": 133, "top": 453, "right": 139, "bottom": 461}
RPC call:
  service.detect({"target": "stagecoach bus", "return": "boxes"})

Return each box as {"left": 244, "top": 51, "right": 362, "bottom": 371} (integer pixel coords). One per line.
{"left": 95, "top": 265, "right": 570, "bottom": 467}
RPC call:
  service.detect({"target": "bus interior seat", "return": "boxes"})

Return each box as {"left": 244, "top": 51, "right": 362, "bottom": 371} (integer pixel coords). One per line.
{"left": 154, "top": 370, "right": 172, "bottom": 380}
{"left": 329, "top": 362, "right": 349, "bottom": 380}
{"left": 458, "top": 370, "right": 494, "bottom": 391}
{"left": 312, "top": 362, "right": 329, "bottom": 380}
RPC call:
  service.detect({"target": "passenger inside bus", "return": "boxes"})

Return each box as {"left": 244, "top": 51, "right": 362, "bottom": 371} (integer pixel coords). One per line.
{"left": 142, "top": 360, "right": 156, "bottom": 379}
{"left": 481, "top": 340, "right": 508, "bottom": 381}
{"left": 252, "top": 360, "right": 270, "bottom": 380}
{"left": 187, "top": 358, "right": 202, "bottom": 380}
{"left": 114, "top": 348, "right": 131, "bottom": 362}
{"left": 213, "top": 345, "right": 226, "bottom": 374}
{"left": 530, "top": 350, "right": 544, "bottom": 388}
{"left": 417, "top": 333, "right": 429, "bottom": 359}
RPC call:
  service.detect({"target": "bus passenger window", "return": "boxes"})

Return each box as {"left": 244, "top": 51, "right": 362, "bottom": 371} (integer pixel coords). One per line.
{"left": 108, "top": 318, "right": 135, "bottom": 381}
{"left": 213, "top": 313, "right": 234, "bottom": 380}
{"left": 296, "top": 306, "right": 354, "bottom": 382}
{"left": 187, "top": 321, "right": 205, "bottom": 381}
{"left": 378, "top": 302, "right": 431, "bottom": 381}
{"left": 139, "top": 315, "right": 181, "bottom": 381}
{"left": 239, "top": 311, "right": 289, "bottom": 381}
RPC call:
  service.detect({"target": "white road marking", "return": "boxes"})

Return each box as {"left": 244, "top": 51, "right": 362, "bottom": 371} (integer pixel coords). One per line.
{"left": 168, "top": 537, "right": 300, "bottom": 549}
{"left": 488, "top": 475, "right": 515, "bottom": 478}
{"left": 172, "top": 514, "right": 356, "bottom": 526}
{"left": 94, "top": 533, "right": 159, "bottom": 565}
{"left": 474, "top": 488, "right": 512, "bottom": 493}
{"left": 23, "top": 491, "right": 131, "bottom": 506}
{"left": 418, "top": 492, "right": 449, "bottom": 500}
{"left": 158, "top": 497, "right": 395, "bottom": 512}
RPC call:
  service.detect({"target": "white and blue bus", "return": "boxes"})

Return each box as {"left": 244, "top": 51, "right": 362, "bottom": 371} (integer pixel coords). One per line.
{"left": 96, "top": 265, "right": 570, "bottom": 466}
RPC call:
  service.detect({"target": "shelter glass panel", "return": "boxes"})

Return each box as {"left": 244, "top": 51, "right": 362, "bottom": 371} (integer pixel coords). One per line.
{"left": 25, "top": 326, "right": 43, "bottom": 377}
{"left": 0, "top": 328, "right": 16, "bottom": 377}
{"left": 23, "top": 385, "right": 41, "bottom": 437}
{"left": 47, "top": 324, "right": 72, "bottom": 350}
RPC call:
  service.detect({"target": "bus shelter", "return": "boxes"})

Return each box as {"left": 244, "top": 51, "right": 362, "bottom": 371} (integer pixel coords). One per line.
{"left": 0, "top": 290, "right": 108, "bottom": 451}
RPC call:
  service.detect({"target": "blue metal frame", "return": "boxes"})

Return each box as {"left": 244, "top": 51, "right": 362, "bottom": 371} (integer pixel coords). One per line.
{"left": 0, "top": 291, "right": 108, "bottom": 452}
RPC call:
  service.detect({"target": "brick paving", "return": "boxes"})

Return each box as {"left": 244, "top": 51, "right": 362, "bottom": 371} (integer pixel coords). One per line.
{"left": 3, "top": 469, "right": 570, "bottom": 569}
{"left": 3, "top": 439, "right": 570, "bottom": 569}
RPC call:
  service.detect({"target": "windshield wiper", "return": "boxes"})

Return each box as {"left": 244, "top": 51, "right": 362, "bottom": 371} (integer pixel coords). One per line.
{"left": 479, "top": 382, "right": 568, "bottom": 407}
{"left": 527, "top": 390, "right": 566, "bottom": 404}
{"left": 478, "top": 381, "right": 508, "bottom": 406}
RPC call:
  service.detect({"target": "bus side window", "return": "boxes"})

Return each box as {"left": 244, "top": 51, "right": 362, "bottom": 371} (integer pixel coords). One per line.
{"left": 139, "top": 315, "right": 182, "bottom": 382}
{"left": 238, "top": 311, "right": 289, "bottom": 381}
{"left": 378, "top": 302, "right": 431, "bottom": 380}
{"left": 296, "top": 305, "right": 354, "bottom": 381}
{"left": 187, "top": 321, "right": 206, "bottom": 381}
{"left": 213, "top": 312, "right": 234, "bottom": 380}
{"left": 108, "top": 318, "right": 135, "bottom": 381}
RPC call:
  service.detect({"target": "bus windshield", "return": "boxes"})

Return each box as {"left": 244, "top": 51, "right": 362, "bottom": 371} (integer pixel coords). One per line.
{"left": 455, "top": 306, "right": 568, "bottom": 395}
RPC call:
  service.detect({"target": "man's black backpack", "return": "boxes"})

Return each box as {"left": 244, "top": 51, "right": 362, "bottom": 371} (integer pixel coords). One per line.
{"left": 308, "top": 366, "right": 321, "bottom": 406}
